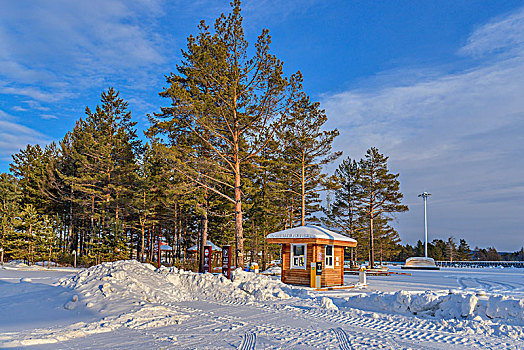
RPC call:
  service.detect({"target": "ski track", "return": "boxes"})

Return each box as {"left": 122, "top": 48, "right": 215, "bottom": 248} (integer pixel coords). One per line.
{"left": 238, "top": 332, "right": 256, "bottom": 350}
{"left": 457, "top": 276, "right": 524, "bottom": 294}
{"left": 332, "top": 327, "right": 353, "bottom": 350}
{"left": 163, "top": 298, "right": 520, "bottom": 349}
{"left": 5, "top": 297, "right": 520, "bottom": 349}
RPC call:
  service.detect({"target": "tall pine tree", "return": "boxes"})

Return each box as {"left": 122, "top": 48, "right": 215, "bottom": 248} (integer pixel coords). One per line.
{"left": 355, "top": 147, "right": 408, "bottom": 268}
{"left": 151, "top": 1, "right": 299, "bottom": 267}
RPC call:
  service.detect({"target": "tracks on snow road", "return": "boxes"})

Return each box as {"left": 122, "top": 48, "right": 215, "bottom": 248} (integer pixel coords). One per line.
{"left": 331, "top": 328, "right": 353, "bottom": 350}
{"left": 238, "top": 332, "right": 257, "bottom": 350}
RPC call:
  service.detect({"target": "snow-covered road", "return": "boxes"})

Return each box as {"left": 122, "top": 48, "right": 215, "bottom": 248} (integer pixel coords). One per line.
{"left": 0, "top": 262, "right": 522, "bottom": 349}
{"left": 348, "top": 266, "right": 524, "bottom": 296}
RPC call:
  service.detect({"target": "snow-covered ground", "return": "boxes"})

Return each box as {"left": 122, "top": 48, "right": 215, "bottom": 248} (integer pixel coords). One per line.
{"left": 0, "top": 261, "right": 522, "bottom": 349}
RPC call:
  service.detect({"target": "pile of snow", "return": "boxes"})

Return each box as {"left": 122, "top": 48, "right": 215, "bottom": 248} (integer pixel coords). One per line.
{"left": 59, "top": 261, "right": 298, "bottom": 314}
{"left": 3, "top": 260, "right": 301, "bottom": 346}
{"left": 231, "top": 269, "right": 291, "bottom": 300}
{"left": 261, "top": 265, "right": 281, "bottom": 276}
{"left": 320, "top": 296, "right": 339, "bottom": 311}
{"left": 2, "top": 260, "right": 78, "bottom": 272}
{"left": 3, "top": 260, "right": 30, "bottom": 268}
{"left": 338, "top": 290, "right": 524, "bottom": 325}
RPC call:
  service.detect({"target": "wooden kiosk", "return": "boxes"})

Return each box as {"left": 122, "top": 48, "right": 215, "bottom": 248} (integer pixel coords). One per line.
{"left": 266, "top": 225, "right": 357, "bottom": 288}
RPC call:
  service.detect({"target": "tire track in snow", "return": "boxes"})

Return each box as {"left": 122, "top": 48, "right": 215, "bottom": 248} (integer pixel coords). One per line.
{"left": 331, "top": 328, "right": 353, "bottom": 350}
{"left": 238, "top": 332, "right": 256, "bottom": 350}
{"left": 288, "top": 305, "right": 505, "bottom": 349}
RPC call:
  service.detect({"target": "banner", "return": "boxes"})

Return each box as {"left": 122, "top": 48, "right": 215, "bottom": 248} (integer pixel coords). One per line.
{"left": 222, "top": 245, "right": 231, "bottom": 279}
{"left": 203, "top": 245, "right": 212, "bottom": 273}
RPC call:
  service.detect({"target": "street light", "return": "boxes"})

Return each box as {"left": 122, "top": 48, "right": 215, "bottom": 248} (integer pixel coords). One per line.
{"left": 418, "top": 192, "right": 431, "bottom": 258}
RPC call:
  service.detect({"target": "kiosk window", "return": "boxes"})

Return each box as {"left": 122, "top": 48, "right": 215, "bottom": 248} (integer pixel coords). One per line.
{"left": 291, "top": 244, "right": 306, "bottom": 269}
{"left": 325, "top": 245, "right": 334, "bottom": 268}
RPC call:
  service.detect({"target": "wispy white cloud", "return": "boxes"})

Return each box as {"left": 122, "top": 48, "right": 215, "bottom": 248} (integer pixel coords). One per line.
{"left": 460, "top": 7, "right": 524, "bottom": 57}
{"left": 322, "top": 6, "right": 524, "bottom": 250}
{"left": 41, "top": 114, "right": 58, "bottom": 120}
{"left": 0, "top": 109, "right": 49, "bottom": 161}
{"left": 0, "top": 0, "right": 170, "bottom": 105}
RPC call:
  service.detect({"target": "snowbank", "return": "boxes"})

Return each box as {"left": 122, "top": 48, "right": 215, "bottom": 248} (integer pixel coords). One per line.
{"left": 2, "top": 260, "right": 81, "bottom": 272}
{"left": 337, "top": 289, "right": 524, "bottom": 325}
{"left": 231, "top": 269, "right": 294, "bottom": 299}
{"left": 59, "top": 261, "right": 298, "bottom": 313}
{"left": 261, "top": 265, "right": 281, "bottom": 275}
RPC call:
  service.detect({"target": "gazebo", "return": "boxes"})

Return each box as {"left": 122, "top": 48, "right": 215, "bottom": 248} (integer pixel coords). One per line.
{"left": 266, "top": 225, "right": 357, "bottom": 287}
{"left": 186, "top": 240, "right": 222, "bottom": 264}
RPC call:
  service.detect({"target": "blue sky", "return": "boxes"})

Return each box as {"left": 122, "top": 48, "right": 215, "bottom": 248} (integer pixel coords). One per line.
{"left": 1, "top": 1, "right": 523, "bottom": 251}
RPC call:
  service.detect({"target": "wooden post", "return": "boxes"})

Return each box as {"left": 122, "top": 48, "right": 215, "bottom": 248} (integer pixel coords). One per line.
{"left": 157, "top": 234, "right": 161, "bottom": 268}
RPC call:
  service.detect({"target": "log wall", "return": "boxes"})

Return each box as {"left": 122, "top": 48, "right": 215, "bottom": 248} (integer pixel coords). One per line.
{"left": 281, "top": 243, "right": 344, "bottom": 287}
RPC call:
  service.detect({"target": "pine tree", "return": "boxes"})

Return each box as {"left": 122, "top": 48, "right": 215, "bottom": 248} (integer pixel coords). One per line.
{"left": 374, "top": 216, "right": 401, "bottom": 264}
{"left": 63, "top": 88, "right": 140, "bottom": 262}
{"left": 10, "top": 144, "right": 50, "bottom": 212}
{"left": 355, "top": 147, "right": 408, "bottom": 268}
{"left": 0, "top": 173, "right": 21, "bottom": 260}
{"left": 446, "top": 236, "right": 458, "bottom": 262}
{"left": 457, "top": 239, "right": 471, "bottom": 260}
{"left": 152, "top": 0, "right": 299, "bottom": 267}
{"left": 429, "top": 239, "right": 446, "bottom": 260}
{"left": 322, "top": 157, "right": 364, "bottom": 264}
{"left": 278, "top": 93, "right": 341, "bottom": 226}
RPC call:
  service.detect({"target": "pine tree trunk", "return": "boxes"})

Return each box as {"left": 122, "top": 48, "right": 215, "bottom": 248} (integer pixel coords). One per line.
{"left": 254, "top": 226, "right": 258, "bottom": 264}
{"left": 140, "top": 224, "right": 145, "bottom": 262}
{"left": 262, "top": 232, "right": 267, "bottom": 270}
{"left": 177, "top": 215, "right": 182, "bottom": 261}
{"left": 301, "top": 160, "right": 306, "bottom": 226}
{"left": 234, "top": 159, "right": 244, "bottom": 269}
{"left": 369, "top": 206, "right": 375, "bottom": 269}
{"left": 199, "top": 203, "right": 208, "bottom": 273}
{"left": 48, "top": 243, "right": 52, "bottom": 269}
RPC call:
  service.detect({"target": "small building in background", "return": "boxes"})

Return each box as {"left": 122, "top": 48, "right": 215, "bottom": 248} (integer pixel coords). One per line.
{"left": 266, "top": 225, "right": 357, "bottom": 287}
{"left": 186, "top": 240, "right": 222, "bottom": 264}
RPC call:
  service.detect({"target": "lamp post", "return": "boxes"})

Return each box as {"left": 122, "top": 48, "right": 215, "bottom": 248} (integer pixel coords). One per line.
{"left": 418, "top": 192, "right": 431, "bottom": 258}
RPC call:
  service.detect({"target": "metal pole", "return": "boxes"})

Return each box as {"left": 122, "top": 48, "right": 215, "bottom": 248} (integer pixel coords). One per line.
{"left": 418, "top": 192, "right": 431, "bottom": 258}
{"left": 424, "top": 196, "right": 428, "bottom": 258}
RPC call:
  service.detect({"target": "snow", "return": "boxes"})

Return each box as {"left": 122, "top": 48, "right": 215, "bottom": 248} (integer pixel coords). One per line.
{"left": 404, "top": 256, "right": 439, "bottom": 268}
{"left": 266, "top": 225, "right": 357, "bottom": 243}
{"left": 1, "top": 260, "right": 522, "bottom": 348}
{"left": 261, "top": 265, "right": 281, "bottom": 275}
{"left": 186, "top": 240, "right": 222, "bottom": 252}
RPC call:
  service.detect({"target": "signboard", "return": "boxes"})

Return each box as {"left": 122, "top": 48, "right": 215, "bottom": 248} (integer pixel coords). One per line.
{"left": 203, "top": 245, "right": 212, "bottom": 273}
{"left": 316, "top": 261, "right": 322, "bottom": 276}
{"left": 222, "top": 245, "right": 232, "bottom": 279}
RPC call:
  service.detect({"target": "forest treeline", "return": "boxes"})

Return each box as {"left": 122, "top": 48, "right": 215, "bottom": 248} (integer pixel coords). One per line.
{"left": 0, "top": 2, "right": 409, "bottom": 269}
{"left": 391, "top": 238, "right": 524, "bottom": 263}
{"left": 1, "top": 2, "right": 520, "bottom": 270}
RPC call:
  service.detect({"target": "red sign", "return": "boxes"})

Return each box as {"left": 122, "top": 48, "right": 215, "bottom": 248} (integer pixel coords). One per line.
{"left": 222, "top": 245, "right": 231, "bottom": 279}
{"left": 203, "top": 245, "right": 212, "bottom": 273}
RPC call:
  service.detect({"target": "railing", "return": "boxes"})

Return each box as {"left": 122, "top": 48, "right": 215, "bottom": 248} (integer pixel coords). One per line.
{"left": 435, "top": 260, "right": 524, "bottom": 268}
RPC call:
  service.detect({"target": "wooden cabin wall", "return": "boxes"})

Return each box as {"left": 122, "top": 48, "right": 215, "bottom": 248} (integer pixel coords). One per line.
{"left": 281, "top": 244, "right": 345, "bottom": 287}
{"left": 281, "top": 243, "right": 313, "bottom": 285}
{"left": 320, "top": 246, "right": 344, "bottom": 287}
